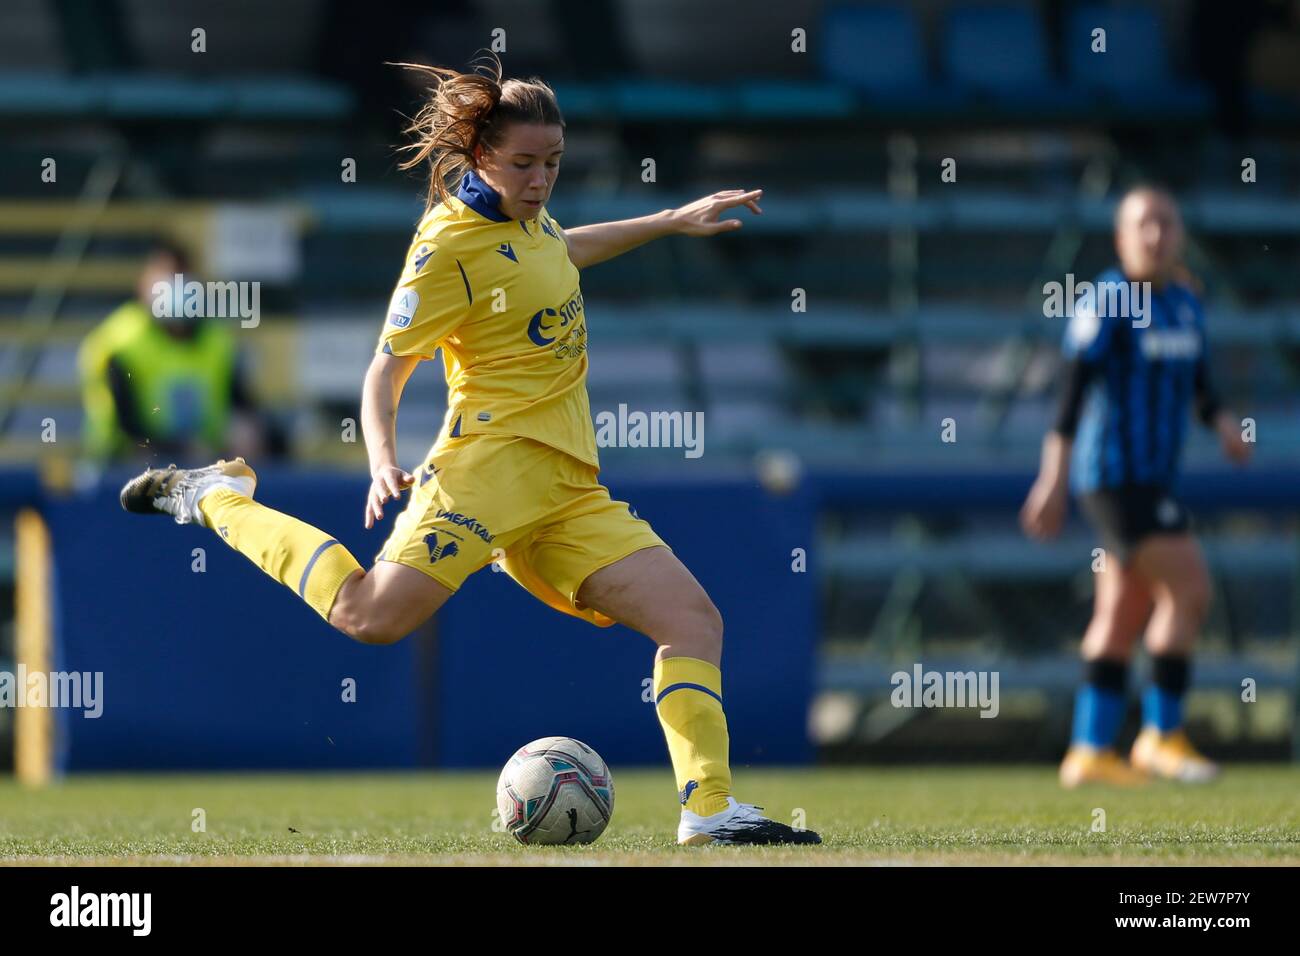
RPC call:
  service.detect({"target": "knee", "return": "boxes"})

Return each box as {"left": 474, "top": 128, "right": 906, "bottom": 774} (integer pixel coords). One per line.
{"left": 1090, "top": 600, "right": 1132, "bottom": 638}
{"left": 1179, "top": 574, "right": 1212, "bottom": 625}
{"left": 1085, "top": 604, "right": 1141, "bottom": 654}
{"left": 677, "top": 596, "right": 724, "bottom": 656}
{"left": 348, "top": 619, "right": 409, "bottom": 646}
{"left": 328, "top": 576, "right": 408, "bottom": 646}
{"left": 335, "top": 613, "right": 405, "bottom": 650}
{"left": 700, "top": 599, "right": 724, "bottom": 650}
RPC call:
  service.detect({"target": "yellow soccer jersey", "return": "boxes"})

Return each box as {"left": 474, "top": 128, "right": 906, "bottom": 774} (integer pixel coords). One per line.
{"left": 376, "top": 169, "right": 596, "bottom": 467}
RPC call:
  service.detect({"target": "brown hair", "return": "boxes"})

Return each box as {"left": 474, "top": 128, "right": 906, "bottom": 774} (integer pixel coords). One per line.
{"left": 395, "top": 53, "right": 565, "bottom": 216}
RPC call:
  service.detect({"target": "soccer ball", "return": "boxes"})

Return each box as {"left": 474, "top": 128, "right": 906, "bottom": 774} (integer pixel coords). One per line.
{"left": 495, "top": 736, "right": 615, "bottom": 845}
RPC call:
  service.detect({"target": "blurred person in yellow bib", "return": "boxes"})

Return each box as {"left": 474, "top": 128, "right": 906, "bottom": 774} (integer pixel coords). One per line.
{"left": 79, "top": 240, "right": 266, "bottom": 463}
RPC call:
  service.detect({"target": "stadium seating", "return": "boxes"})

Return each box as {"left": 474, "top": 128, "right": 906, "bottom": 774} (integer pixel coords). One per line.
{"left": 1, "top": 0, "right": 1298, "bottom": 762}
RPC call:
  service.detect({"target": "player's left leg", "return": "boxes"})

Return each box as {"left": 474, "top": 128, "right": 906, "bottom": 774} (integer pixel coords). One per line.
{"left": 575, "top": 546, "right": 819, "bottom": 845}
{"left": 497, "top": 450, "right": 819, "bottom": 846}
{"left": 575, "top": 546, "right": 728, "bottom": 807}
{"left": 1129, "top": 533, "right": 1218, "bottom": 781}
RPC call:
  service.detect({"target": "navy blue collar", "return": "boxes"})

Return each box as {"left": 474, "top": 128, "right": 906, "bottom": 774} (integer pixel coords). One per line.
{"left": 457, "top": 169, "right": 511, "bottom": 223}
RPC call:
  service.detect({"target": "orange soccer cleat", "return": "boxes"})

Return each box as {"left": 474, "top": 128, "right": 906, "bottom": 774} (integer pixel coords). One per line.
{"left": 1059, "top": 744, "right": 1151, "bottom": 788}
{"left": 1130, "top": 727, "right": 1219, "bottom": 783}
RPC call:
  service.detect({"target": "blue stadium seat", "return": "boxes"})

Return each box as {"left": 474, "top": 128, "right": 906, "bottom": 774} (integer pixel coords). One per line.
{"left": 820, "top": 4, "right": 967, "bottom": 115}
{"left": 941, "top": 3, "right": 1091, "bottom": 116}
{"left": 944, "top": 5, "right": 1051, "bottom": 96}
{"left": 821, "top": 4, "right": 925, "bottom": 95}
{"left": 1064, "top": 5, "right": 1210, "bottom": 117}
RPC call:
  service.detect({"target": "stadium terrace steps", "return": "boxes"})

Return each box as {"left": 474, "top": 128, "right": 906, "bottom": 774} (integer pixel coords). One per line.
{"left": 0, "top": 72, "right": 354, "bottom": 121}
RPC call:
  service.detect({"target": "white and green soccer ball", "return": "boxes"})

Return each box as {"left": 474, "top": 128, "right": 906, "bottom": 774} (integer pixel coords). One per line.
{"left": 495, "top": 736, "right": 615, "bottom": 845}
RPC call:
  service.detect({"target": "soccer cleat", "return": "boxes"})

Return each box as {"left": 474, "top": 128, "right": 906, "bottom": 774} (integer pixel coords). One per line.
{"left": 1059, "top": 744, "right": 1150, "bottom": 788}
{"left": 1130, "top": 727, "right": 1219, "bottom": 783}
{"left": 120, "top": 457, "right": 257, "bottom": 528}
{"left": 677, "top": 796, "right": 822, "bottom": 846}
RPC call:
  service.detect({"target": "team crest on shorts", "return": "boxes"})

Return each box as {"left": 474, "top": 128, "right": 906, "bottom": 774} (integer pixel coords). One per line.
{"left": 424, "top": 531, "right": 460, "bottom": 563}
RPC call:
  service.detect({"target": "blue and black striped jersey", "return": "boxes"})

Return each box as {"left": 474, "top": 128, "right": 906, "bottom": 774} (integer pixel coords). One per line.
{"left": 1055, "top": 267, "right": 1220, "bottom": 493}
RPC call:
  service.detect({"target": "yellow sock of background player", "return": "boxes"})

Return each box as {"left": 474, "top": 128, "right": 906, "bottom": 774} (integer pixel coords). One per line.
{"left": 653, "top": 656, "right": 733, "bottom": 816}
{"left": 198, "top": 488, "right": 362, "bottom": 622}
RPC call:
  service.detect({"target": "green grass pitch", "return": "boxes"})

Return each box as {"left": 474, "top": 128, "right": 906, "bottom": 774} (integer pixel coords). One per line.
{"left": 2, "top": 766, "right": 1297, "bottom": 865}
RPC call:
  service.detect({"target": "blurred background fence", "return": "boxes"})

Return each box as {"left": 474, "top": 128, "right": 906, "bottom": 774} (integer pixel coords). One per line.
{"left": 1, "top": 0, "right": 1299, "bottom": 771}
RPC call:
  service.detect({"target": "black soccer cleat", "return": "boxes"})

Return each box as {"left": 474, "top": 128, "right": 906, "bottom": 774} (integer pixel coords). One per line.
{"left": 119, "top": 457, "right": 257, "bottom": 526}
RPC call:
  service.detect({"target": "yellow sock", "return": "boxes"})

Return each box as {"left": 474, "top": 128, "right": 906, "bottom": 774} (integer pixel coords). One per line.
{"left": 653, "top": 656, "right": 732, "bottom": 816}
{"left": 198, "top": 488, "right": 362, "bottom": 623}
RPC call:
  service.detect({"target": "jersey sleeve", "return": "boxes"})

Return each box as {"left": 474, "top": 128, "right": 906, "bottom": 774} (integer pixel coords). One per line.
{"left": 1054, "top": 291, "right": 1115, "bottom": 437}
{"left": 1060, "top": 295, "right": 1115, "bottom": 363}
{"left": 375, "top": 241, "right": 471, "bottom": 359}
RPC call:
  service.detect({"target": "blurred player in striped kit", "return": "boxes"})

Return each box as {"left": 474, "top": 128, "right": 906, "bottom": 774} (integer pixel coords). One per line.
{"left": 1021, "top": 185, "right": 1251, "bottom": 787}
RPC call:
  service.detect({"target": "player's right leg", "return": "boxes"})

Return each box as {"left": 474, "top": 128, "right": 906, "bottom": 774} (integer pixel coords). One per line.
{"left": 1059, "top": 552, "right": 1153, "bottom": 788}
{"left": 327, "top": 560, "right": 452, "bottom": 645}
{"left": 120, "top": 457, "right": 451, "bottom": 643}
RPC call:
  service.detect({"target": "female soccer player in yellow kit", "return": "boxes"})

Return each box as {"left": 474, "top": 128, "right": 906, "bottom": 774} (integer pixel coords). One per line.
{"left": 121, "top": 57, "right": 819, "bottom": 846}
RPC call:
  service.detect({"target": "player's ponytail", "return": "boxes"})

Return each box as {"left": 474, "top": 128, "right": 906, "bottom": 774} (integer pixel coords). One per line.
{"left": 395, "top": 52, "right": 564, "bottom": 216}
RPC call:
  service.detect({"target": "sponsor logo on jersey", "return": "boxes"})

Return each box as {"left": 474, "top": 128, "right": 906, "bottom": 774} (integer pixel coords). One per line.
{"left": 1140, "top": 328, "right": 1201, "bottom": 360}
{"left": 526, "top": 288, "right": 585, "bottom": 349}
{"left": 496, "top": 242, "right": 518, "bottom": 262}
{"left": 435, "top": 509, "right": 495, "bottom": 544}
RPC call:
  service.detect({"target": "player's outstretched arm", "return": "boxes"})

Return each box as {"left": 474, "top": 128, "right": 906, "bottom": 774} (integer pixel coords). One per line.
{"left": 561, "top": 188, "right": 763, "bottom": 269}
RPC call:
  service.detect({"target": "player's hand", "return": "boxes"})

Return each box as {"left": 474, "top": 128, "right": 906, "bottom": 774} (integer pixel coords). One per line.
{"left": 365, "top": 464, "right": 414, "bottom": 529}
{"left": 1020, "top": 477, "right": 1068, "bottom": 540}
{"left": 669, "top": 189, "right": 762, "bottom": 236}
{"left": 1215, "top": 411, "right": 1252, "bottom": 465}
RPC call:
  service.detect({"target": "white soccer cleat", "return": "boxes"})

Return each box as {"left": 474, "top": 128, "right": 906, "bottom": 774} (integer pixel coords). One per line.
{"left": 677, "top": 796, "right": 822, "bottom": 846}
{"left": 119, "top": 457, "right": 257, "bottom": 528}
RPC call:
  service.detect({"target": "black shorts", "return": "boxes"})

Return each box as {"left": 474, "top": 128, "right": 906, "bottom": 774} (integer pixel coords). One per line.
{"left": 1078, "top": 485, "right": 1191, "bottom": 563}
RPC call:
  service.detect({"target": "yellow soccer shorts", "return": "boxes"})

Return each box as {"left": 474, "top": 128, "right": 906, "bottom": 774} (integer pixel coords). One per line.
{"left": 374, "top": 433, "right": 668, "bottom": 626}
